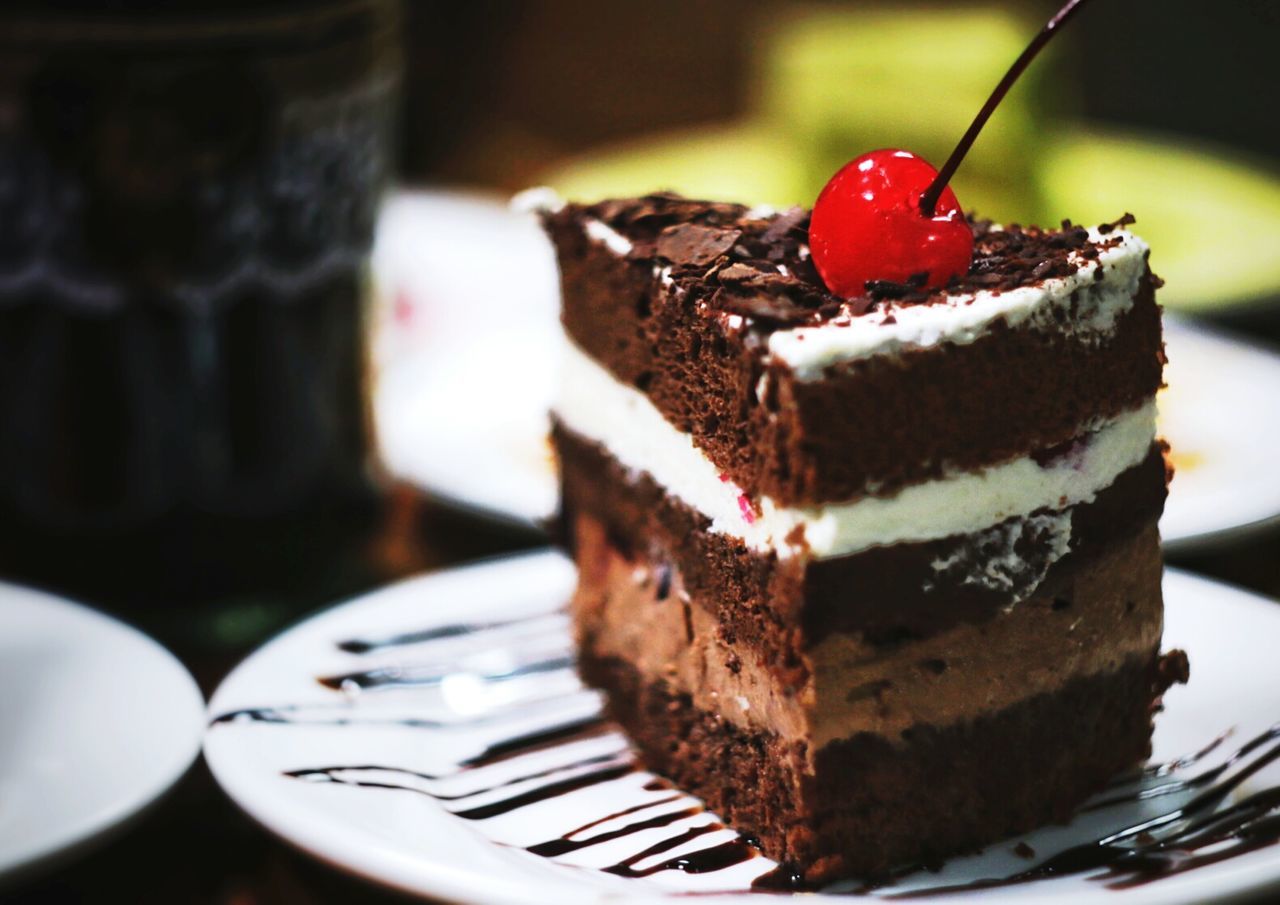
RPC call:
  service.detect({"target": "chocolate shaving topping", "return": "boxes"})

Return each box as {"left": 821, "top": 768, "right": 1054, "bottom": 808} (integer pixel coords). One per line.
{"left": 716, "top": 291, "right": 815, "bottom": 327}
{"left": 656, "top": 223, "right": 742, "bottom": 266}
{"left": 624, "top": 240, "right": 656, "bottom": 263}
{"left": 715, "top": 262, "right": 768, "bottom": 285}
{"left": 584, "top": 192, "right": 747, "bottom": 238}
{"left": 865, "top": 272, "right": 929, "bottom": 302}
{"left": 553, "top": 194, "right": 1139, "bottom": 333}
{"left": 970, "top": 216, "right": 996, "bottom": 238}
{"left": 759, "top": 206, "right": 807, "bottom": 244}
{"left": 1096, "top": 212, "right": 1137, "bottom": 235}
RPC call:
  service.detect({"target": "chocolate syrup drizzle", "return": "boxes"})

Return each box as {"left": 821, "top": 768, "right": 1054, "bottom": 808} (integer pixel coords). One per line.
{"left": 210, "top": 703, "right": 454, "bottom": 730}
{"left": 210, "top": 608, "right": 1280, "bottom": 895}
{"left": 335, "top": 612, "right": 568, "bottom": 655}
{"left": 1099, "top": 729, "right": 1230, "bottom": 791}
{"left": 208, "top": 695, "right": 602, "bottom": 734}
{"left": 286, "top": 757, "right": 632, "bottom": 813}
{"left": 524, "top": 798, "right": 690, "bottom": 857}
{"left": 867, "top": 723, "right": 1280, "bottom": 898}
{"left": 603, "top": 825, "right": 758, "bottom": 878}
{"left": 316, "top": 654, "right": 573, "bottom": 692}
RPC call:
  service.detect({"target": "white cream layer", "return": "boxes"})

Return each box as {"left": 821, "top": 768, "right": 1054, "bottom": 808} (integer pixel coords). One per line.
{"left": 555, "top": 336, "right": 1157, "bottom": 561}
{"left": 769, "top": 227, "right": 1149, "bottom": 379}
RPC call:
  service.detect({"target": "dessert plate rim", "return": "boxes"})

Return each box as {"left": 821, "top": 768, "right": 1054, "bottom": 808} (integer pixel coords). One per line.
{"left": 0, "top": 583, "right": 205, "bottom": 882}
{"left": 204, "top": 549, "right": 1280, "bottom": 905}
{"left": 1157, "top": 315, "right": 1280, "bottom": 552}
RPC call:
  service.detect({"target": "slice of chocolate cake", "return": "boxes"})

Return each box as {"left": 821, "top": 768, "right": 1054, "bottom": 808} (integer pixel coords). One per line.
{"left": 532, "top": 190, "right": 1188, "bottom": 886}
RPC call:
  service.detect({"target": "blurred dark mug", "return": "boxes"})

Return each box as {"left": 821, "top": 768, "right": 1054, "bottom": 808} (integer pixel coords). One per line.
{"left": 0, "top": 0, "right": 401, "bottom": 603}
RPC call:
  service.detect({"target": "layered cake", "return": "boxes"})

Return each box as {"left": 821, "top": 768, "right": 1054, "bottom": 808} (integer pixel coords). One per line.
{"left": 535, "top": 190, "right": 1188, "bottom": 885}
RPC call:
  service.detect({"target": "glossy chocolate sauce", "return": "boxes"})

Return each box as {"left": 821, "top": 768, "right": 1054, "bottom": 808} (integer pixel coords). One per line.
{"left": 603, "top": 825, "right": 759, "bottom": 878}
{"left": 214, "top": 609, "right": 1280, "bottom": 893}
{"left": 459, "top": 715, "right": 610, "bottom": 769}
{"left": 874, "top": 724, "right": 1280, "bottom": 898}
{"left": 336, "top": 612, "right": 568, "bottom": 655}
{"left": 525, "top": 798, "right": 688, "bottom": 857}
{"left": 209, "top": 705, "right": 609, "bottom": 758}
{"left": 1097, "top": 728, "right": 1230, "bottom": 793}
{"left": 209, "top": 704, "right": 453, "bottom": 730}
{"left": 316, "top": 654, "right": 574, "bottom": 692}
{"left": 286, "top": 753, "right": 628, "bottom": 806}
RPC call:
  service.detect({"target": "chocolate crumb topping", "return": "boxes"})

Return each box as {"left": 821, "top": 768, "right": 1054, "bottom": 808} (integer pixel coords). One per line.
{"left": 759, "top": 206, "right": 808, "bottom": 244}
{"left": 1157, "top": 648, "right": 1191, "bottom": 687}
{"left": 865, "top": 272, "right": 930, "bottom": 302}
{"left": 548, "top": 194, "right": 1133, "bottom": 332}
{"left": 1097, "top": 212, "right": 1137, "bottom": 235}
{"left": 656, "top": 224, "right": 742, "bottom": 267}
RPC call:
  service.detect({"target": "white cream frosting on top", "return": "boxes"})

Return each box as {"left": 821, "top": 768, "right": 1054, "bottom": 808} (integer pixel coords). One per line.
{"left": 555, "top": 336, "right": 1157, "bottom": 561}
{"left": 581, "top": 218, "right": 632, "bottom": 256}
{"left": 767, "top": 227, "right": 1149, "bottom": 379}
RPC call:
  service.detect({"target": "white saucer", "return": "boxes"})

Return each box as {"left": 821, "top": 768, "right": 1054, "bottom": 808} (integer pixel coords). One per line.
{"left": 0, "top": 584, "right": 205, "bottom": 881}
{"left": 205, "top": 551, "right": 1280, "bottom": 904}
{"left": 371, "top": 190, "right": 559, "bottom": 528}
{"left": 1159, "top": 317, "right": 1280, "bottom": 551}
{"left": 370, "top": 191, "right": 1280, "bottom": 549}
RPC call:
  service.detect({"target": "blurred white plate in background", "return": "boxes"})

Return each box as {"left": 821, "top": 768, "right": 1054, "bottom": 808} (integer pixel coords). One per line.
{"left": 372, "top": 190, "right": 558, "bottom": 527}
{"left": 0, "top": 585, "right": 204, "bottom": 881}
{"left": 372, "top": 190, "right": 1280, "bottom": 551}
{"left": 1160, "top": 318, "right": 1280, "bottom": 550}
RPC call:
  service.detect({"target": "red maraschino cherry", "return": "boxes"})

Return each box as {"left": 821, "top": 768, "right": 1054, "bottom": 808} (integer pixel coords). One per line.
{"left": 810, "top": 149, "right": 971, "bottom": 296}
{"left": 810, "top": 0, "right": 1096, "bottom": 299}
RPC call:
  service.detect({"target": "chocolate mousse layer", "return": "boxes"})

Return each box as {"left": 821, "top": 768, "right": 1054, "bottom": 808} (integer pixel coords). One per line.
{"left": 584, "top": 650, "right": 1186, "bottom": 887}
{"left": 543, "top": 196, "right": 1162, "bottom": 506}
{"left": 554, "top": 421, "right": 1169, "bottom": 678}
{"left": 572, "top": 513, "right": 1188, "bottom": 885}
{"left": 572, "top": 511, "right": 1166, "bottom": 744}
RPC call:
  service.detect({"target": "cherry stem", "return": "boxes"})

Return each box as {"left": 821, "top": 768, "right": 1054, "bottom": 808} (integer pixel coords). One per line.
{"left": 918, "top": 0, "right": 1097, "bottom": 217}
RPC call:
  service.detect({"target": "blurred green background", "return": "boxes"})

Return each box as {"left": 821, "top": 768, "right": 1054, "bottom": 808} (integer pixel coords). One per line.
{"left": 401, "top": 0, "right": 1280, "bottom": 314}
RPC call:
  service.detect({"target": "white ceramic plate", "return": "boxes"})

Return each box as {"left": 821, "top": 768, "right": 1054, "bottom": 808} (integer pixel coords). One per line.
{"left": 0, "top": 585, "right": 205, "bottom": 880}
{"left": 205, "top": 551, "right": 1280, "bottom": 904}
{"left": 370, "top": 192, "right": 1280, "bottom": 550}
{"left": 371, "top": 190, "right": 559, "bottom": 528}
{"left": 1159, "top": 317, "right": 1280, "bottom": 551}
